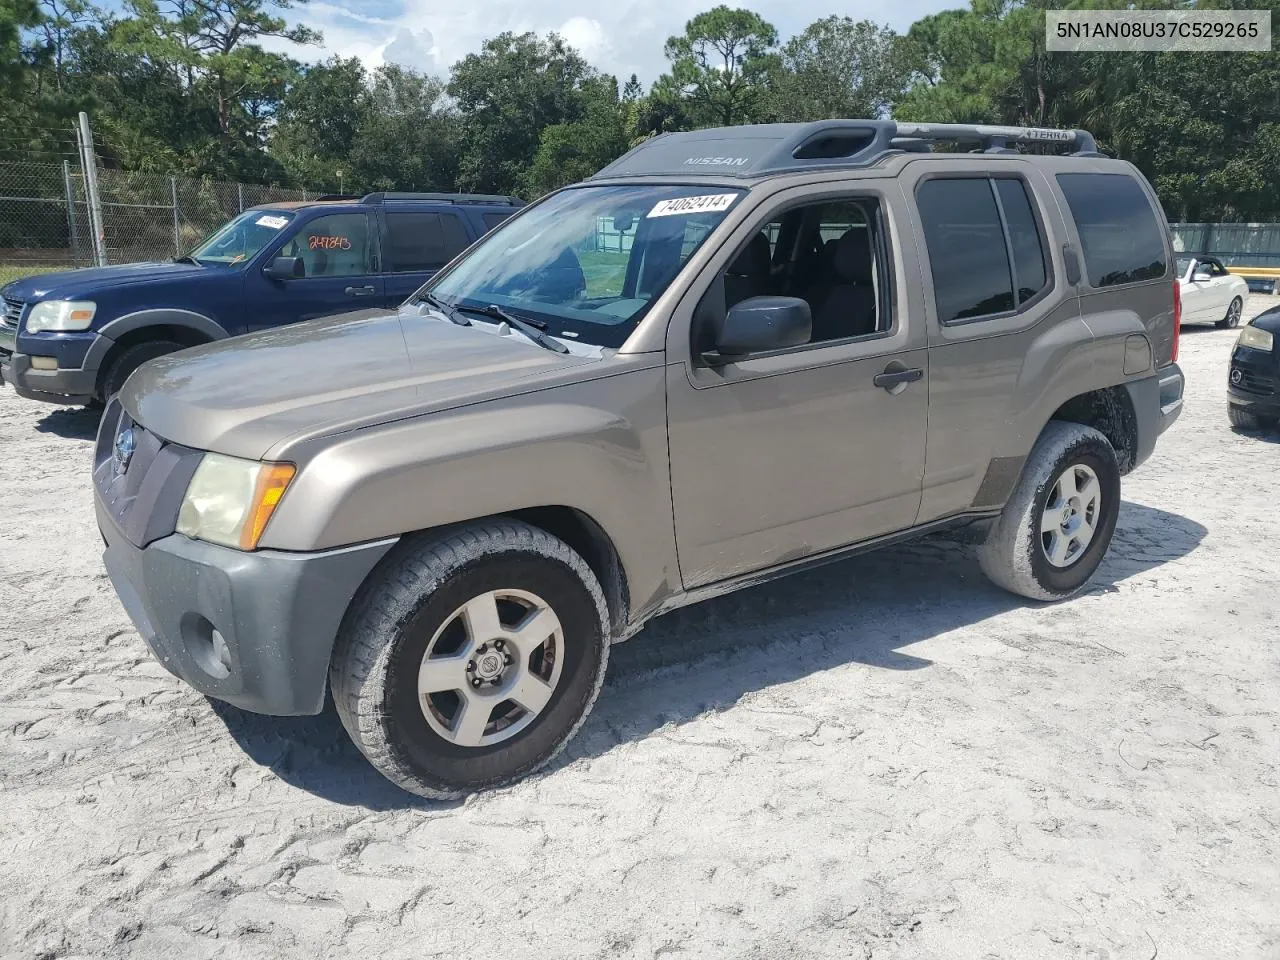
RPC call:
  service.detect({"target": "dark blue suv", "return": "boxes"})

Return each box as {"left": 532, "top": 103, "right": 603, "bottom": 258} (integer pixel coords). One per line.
{"left": 0, "top": 192, "right": 523, "bottom": 406}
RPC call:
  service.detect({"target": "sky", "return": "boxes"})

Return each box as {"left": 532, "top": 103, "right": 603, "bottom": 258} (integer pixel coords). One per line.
{"left": 268, "top": 0, "right": 960, "bottom": 87}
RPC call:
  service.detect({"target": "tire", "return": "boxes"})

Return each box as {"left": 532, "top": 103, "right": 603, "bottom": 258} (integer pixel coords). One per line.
{"left": 330, "top": 519, "right": 611, "bottom": 799}
{"left": 1228, "top": 405, "right": 1276, "bottom": 432}
{"left": 98, "top": 339, "right": 185, "bottom": 404}
{"left": 1216, "top": 296, "right": 1243, "bottom": 329}
{"left": 978, "top": 422, "right": 1121, "bottom": 601}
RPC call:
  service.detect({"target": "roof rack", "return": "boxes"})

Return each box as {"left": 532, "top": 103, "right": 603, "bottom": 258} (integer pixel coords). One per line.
{"left": 314, "top": 193, "right": 361, "bottom": 201}
{"left": 359, "top": 192, "right": 525, "bottom": 206}
{"left": 590, "top": 119, "right": 1106, "bottom": 181}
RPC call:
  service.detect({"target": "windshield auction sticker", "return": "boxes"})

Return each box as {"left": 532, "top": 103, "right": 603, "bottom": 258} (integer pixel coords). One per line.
{"left": 256, "top": 215, "right": 290, "bottom": 229}
{"left": 648, "top": 194, "right": 739, "bottom": 218}
{"left": 1046, "top": 10, "right": 1271, "bottom": 51}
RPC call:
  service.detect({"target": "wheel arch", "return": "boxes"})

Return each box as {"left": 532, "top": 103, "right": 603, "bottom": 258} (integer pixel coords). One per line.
{"left": 1049, "top": 385, "right": 1140, "bottom": 475}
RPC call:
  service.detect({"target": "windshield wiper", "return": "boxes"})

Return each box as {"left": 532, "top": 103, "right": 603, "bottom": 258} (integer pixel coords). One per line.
{"left": 173, "top": 255, "right": 203, "bottom": 266}
{"left": 418, "top": 291, "right": 471, "bottom": 326}
{"left": 458, "top": 304, "right": 569, "bottom": 354}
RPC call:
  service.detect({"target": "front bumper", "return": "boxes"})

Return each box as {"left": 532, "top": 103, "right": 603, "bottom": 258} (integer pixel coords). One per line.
{"left": 0, "top": 351, "right": 99, "bottom": 404}
{"left": 1228, "top": 346, "right": 1280, "bottom": 415}
{"left": 98, "top": 498, "right": 397, "bottom": 715}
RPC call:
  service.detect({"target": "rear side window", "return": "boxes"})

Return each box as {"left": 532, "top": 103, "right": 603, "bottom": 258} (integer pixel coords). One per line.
{"left": 917, "top": 177, "right": 1051, "bottom": 324}
{"left": 385, "top": 212, "right": 471, "bottom": 273}
{"left": 1057, "top": 173, "right": 1167, "bottom": 287}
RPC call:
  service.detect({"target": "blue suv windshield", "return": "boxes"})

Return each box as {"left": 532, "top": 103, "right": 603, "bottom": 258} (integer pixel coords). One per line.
{"left": 189, "top": 209, "right": 296, "bottom": 265}
{"left": 424, "top": 184, "right": 745, "bottom": 348}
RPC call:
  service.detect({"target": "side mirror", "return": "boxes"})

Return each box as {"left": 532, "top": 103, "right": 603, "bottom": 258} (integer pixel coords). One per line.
{"left": 1192, "top": 268, "right": 1213, "bottom": 282}
{"left": 705, "top": 296, "right": 812, "bottom": 363}
{"left": 265, "top": 256, "right": 305, "bottom": 281}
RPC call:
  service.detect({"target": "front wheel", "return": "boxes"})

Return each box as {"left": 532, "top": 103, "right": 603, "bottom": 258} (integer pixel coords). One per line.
{"left": 979, "top": 422, "right": 1121, "bottom": 601}
{"left": 1216, "top": 296, "right": 1243, "bottom": 329}
{"left": 330, "top": 520, "right": 611, "bottom": 798}
{"left": 98, "top": 339, "right": 185, "bottom": 404}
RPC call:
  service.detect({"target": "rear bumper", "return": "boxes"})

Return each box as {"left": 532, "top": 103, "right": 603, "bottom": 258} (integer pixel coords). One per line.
{"left": 1124, "top": 362, "right": 1183, "bottom": 472}
{"left": 98, "top": 497, "right": 397, "bottom": 716}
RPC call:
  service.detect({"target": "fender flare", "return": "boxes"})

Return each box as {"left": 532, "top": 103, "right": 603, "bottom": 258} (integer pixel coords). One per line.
{"left": 85, "top": 309, "right": 229, "bottom": 371}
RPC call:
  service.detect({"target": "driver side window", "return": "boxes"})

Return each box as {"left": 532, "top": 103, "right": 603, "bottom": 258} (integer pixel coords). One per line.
{"left": 281, "top": 213, "right": 375, "bottom": 279}
{"left": 696, "top": 196, "right": 887, "bottom": 353}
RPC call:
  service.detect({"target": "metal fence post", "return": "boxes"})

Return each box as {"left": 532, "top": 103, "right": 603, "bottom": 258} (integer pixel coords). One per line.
{"left": 76, "top": 112, "right": 109, "bottom": 267}
{"left": 237, "top": 183, "right": 244, "bottom": 212}
{"left": 62, "top": 159, "right": 83, "bottom": 265}
{"left": 171, "top": 176, "right": 181, "bottom": 257}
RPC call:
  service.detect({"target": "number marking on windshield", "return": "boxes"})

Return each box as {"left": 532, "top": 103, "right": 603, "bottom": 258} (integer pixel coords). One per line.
{"left": 647, "top": 194, "right": 739, "bottom": 218}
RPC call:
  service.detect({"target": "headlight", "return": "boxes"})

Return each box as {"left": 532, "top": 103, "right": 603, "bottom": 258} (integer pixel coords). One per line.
{"left": 1237, "top": 326, "right": 1274, "bottom": 352}
{"left": 176, "top": 453, "right": 296, "bottom": 550}
{"left": 25, "top": 300, "right": 97, "bottom": 333}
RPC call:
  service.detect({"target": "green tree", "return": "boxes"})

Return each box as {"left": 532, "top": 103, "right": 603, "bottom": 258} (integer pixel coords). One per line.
{"left": 524, "top": 74, "right": 630, "bottom": 196}
{"left": 1, "top": 0, "right": 40, "bottom": 101}
{"left": 659, "top": 6, "right": 778, "bottom": 127}
{"left": 350, "top": 66, "right": 460, "bottom": 192}
{"left": 773, "top": 16, "right": 905, "bottom": 121}
{"left": 271, "top": 56, "right": 367, "bottom": 186}
{"left": 447, "top": 31, "right": 598, "bottom": 195}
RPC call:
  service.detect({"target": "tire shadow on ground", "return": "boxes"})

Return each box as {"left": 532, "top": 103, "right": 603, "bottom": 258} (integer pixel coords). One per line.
{"left": 210, "top": 500, "right": 1206, "bottom": 808}
{"left": 34, "top": 405, "right": 101, "bottom": 439}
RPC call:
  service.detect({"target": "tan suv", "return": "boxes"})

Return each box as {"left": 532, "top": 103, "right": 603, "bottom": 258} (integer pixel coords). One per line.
{"left": 93, "top": 121, "right": 1185, "bottom": 798}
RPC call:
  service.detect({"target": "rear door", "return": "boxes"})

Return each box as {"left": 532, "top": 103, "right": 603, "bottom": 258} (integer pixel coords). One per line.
{"left": 378, "top": 207, "right": 475, "bottom": 306}
{"left": 250, "top": 210, "right": 384, "bottom": 331}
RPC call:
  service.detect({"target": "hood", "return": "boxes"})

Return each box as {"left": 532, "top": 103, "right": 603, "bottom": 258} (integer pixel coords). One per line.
{"left": 3, "top": 262, "right": 208, "bottom": 301}
{"left": 123, "top": 307, "right": 602, "bottom": 460}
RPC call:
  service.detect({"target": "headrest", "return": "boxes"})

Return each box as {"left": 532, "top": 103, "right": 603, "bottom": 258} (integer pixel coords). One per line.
{"left": 833, "top": 228, "right": 873, "bottom": 284}
{"left": 728, "top": 231, "right": 771, "bottom": 277}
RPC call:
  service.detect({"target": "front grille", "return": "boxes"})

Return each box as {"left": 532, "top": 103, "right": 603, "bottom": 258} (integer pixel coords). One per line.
{"left": 93, "top": 400, "right": 203, "bottom": 548}
{"left": 1, "top": 296, "right": 22, "bottom": 329}
{"left": 1230, "top": 365, "right": 1274, "bottom": 396}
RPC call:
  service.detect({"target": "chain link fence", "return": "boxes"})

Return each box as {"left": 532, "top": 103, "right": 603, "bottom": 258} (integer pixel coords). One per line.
{"left": 1, "top": 158, "right": 321, "bottom": 285}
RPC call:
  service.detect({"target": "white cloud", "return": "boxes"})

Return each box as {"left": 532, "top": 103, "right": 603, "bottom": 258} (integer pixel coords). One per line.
{"left": 278, "top": 0, "right": 954, "bottom": 86}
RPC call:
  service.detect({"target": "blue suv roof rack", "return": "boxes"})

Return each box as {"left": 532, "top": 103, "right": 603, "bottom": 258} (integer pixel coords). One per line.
{"left": 590, "top": 120, "right": 1105, "bottom": 181}
{"left": 359, "top": 192, "right": 524, "bottom": 206}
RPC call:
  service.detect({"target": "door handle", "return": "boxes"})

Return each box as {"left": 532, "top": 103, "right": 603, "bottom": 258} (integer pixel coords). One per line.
{"left": 873, "top": 365, "right": 924, "bottom": 391}
{"left": 345, "top": 285, "right": 376, "bottom": 297}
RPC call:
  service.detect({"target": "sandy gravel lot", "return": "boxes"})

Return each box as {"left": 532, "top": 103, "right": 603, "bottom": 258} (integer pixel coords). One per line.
{"left": 2, "top": 298, "right": 1278, "bottom": 960}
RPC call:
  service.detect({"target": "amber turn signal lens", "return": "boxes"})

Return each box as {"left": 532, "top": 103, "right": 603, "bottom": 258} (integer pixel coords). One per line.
{"left": 239, "top": 462, "right": 296, "bottom": 550}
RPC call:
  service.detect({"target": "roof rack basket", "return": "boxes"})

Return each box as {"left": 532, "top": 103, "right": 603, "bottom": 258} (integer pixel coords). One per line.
{"left": 591, "top": 119, "right": 1105, "bottom": 180}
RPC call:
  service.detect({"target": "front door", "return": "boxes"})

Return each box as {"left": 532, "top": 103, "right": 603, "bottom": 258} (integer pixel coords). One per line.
{"left": 251, "top": 211, "right": 384, "bottom": 330}
{"left": 665, "top": 187, "right": 929, "bottom": 588}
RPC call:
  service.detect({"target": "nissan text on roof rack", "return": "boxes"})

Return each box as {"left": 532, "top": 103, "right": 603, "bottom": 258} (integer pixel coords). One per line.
{"left": 92, "top": 120, "right": 1184, "bottom": 798}
{"left": 0, "top": 191, "right": 523, "bottom": 407}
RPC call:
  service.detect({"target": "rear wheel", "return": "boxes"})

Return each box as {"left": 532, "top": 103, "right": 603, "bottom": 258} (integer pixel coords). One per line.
{"left": 1216, "top": 296, "right": 1243, "bottom": 329}
{"left": 98, "top": 339, "right": 185, "bottom": 404}
{"left": 979, "top": 422, "right": 1121, "bottom": 601}
{"left": 330, "top": 520, "right": 611, "bottom": 798}
{"left": 1228, "top": 405, "right": 1276, "bottom": 432}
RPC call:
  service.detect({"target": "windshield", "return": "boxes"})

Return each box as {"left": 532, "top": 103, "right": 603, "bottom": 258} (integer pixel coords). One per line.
{"left": 424, "top": 184, "right": 745, "bottom": 347}
{"left": 189, "top": 209, "right": 296, "bottom": 265}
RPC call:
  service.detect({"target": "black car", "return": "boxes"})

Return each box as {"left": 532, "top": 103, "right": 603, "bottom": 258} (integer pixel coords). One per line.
{"left": 1228, "top": 304, "right": 1280, "bottom": 430}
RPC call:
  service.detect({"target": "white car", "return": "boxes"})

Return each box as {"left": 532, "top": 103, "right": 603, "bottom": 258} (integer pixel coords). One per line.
{"left": 1177, "top": 255, "right": 1250, "bottom": 328}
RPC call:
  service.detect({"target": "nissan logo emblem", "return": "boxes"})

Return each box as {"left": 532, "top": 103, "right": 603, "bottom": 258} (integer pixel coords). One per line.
{"left": 113, "top": 426, "right": 136, "bottom": 475}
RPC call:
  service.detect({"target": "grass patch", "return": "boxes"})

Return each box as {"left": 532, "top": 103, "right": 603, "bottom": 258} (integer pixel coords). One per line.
{"left": 0, "top": 264, "right": 66, "bottom": 289}
{"left": 578, "top": 249, "right": 629, "bottom": 299}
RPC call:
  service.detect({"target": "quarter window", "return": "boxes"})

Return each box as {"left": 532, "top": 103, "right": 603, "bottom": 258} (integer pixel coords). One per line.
{"left": 385, "top": 212, "right": 470, "bottom": 273}
{"left": 1056, "top": 173, "right": 1167, "bottom": 287}
{"left": 481, "top": 211, "right": 513, "bottom": 231}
